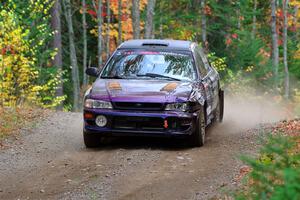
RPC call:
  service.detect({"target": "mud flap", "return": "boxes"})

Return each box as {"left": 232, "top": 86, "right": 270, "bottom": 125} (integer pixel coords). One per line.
{"left": 219, "top": 90, "right": 224, "bottom": 122}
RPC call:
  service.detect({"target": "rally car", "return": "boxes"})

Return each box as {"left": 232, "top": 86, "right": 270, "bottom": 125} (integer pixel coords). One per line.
{"left": 83, "top": 39, "right": 224, "bottom": 148}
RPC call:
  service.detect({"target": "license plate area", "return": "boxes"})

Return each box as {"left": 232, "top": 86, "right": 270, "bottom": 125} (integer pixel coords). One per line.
{"left": 113, "top": 116, "right": 164, "bottom": 130}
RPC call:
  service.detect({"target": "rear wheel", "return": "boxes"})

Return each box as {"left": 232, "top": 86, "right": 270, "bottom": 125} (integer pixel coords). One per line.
{"left": 214, "top": 90, "right": 224, "bottom": 123}
{"left": 83, "top": 130, "right": 102, "bottom": 148}
{"left": 189, "top": 106, "right": 206, "bottom": 147}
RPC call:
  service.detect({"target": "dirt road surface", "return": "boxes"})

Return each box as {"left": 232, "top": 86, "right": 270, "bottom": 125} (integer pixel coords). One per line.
{"left": 0, "top": 97, "right": 287, "bottom": 200}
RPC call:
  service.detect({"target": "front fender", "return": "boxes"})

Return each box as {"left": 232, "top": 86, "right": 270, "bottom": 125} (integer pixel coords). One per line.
{"left": 188, "top": 84, "right": 206, "bottom": 106}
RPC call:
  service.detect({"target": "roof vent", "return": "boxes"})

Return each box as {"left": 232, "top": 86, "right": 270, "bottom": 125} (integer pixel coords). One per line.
{"left": 142, "top": 42, "right": 169, "bottom": 47}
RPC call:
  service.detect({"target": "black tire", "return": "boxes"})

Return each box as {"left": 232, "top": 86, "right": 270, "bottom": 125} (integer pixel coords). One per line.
{"left": 214, "top": 90, "right": 224, "bottom": 123}
{"left": 83, "top": 130, "right": 102, "bottom": 148}
{"left": 219, "top": 90, "right": 224, "bottom": 122}
{"left": 189, "top": 106, "right": 206, "bottom": 147}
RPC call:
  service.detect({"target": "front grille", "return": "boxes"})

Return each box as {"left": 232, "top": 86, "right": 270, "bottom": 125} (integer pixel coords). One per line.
{"left": 113, "top": 102, "right": 164, "bottom": 111}
{"left": 113, "top": 116, "right": 164, "bottom": 131}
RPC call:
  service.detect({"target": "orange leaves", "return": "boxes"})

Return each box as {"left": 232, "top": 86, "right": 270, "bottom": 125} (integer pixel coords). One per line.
{"left": 231, "top": 33, "right": 238, "bottom": 39}
{"left": 290, "top": 0, "right": 300, "bottom": 7}
{"left": 88, "top": 0, "right": 147, "bottom": 41}
{"left": 204, "top": 5, "right": 212, "bottom": 15}
{"left": 272, "top": 119, "right": 300, "bottom": 136}
{"left": 234, "top": 165, "right": 252, "bottom": 183}
{"left": 0, "top": 107, "right": 48, "bottom": 146}
{"left": 87, "top": 9, "right": 97, "bottom": 17}
{"left": 225, "top": 38, "right": 232, "bottom": 46}
{"left": 225, "top": 34, "right": 238, "bottom": 47}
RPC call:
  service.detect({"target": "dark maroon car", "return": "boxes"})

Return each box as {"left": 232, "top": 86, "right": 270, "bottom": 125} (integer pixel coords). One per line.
{"left": 83, "top": 40, "right": 224, "bottom": 148}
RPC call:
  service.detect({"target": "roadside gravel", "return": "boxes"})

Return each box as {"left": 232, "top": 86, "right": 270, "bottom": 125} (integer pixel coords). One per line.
{"left": 0, "top": 98, "right": 287, "bottom": 200}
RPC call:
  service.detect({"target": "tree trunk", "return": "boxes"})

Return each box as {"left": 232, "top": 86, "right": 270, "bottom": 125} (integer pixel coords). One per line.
{"left": 252, "top": 0, "right": 257, "bottom": 39}
{"left": 97, "top": 0, "right": 103, "bottom": 68}
{"left": 201, "top": 0, "right": 207, "bottom": 50}
{"left": 132, "top": 0, "right": 140, "bottom": 39}
{"left": 106, "top": 0, "right": 111, "bottom": 58}
{"left": 159, "top": 1, "right": 163, "bottom": 38}
{"left": 145, "top": 0, "right": 156, "bottom": 39}
{"left": 283, "top": 0, "right": 289, "bottom": 99}
{"left": 151, "top": 20, "right": 155, "bottom": 39}
{"left": 82, "top": 0, "right": 88, "bottom": 88}
{"left": 118, "top": 0, "right": 122, "bottom": 45}
{"left": 51, "top": 0, "right": 64, "bottom": 110}
{"left": 63, "top": 0, "right": 80, "bottom": 111}
{"left": 271, "top": 0, "right": 279, "bottom": 91}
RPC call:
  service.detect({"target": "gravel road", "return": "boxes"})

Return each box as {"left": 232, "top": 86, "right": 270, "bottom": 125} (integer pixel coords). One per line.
{"left": 0, "top": 97, "right": 287, "bottom": 200}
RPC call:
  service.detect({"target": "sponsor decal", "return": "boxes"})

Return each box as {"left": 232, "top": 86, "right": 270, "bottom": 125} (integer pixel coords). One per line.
{"left": 120, "top": 51, "right": 190, "bottom": 57}
{"left": 108, "top": 81, "right": 122, "bottom": 90}
{"left": 160, "top": 82, "right": 178, "bottom": 92}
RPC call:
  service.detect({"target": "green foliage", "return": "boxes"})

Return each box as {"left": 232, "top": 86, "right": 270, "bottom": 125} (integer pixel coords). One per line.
{"left": 208, "top": 52, "right": 227, "bottom": 73}
{"left": 2, "top": 0, "right": 299, "bottom": 110}
{"left": 154, "top": 0, "right": 200, "bottom": 40}
{"left": 236, "top": 134, "right": 300, "bottom": 200}
{"left": 0, "top": 1, "right": 65, "bottom": 108}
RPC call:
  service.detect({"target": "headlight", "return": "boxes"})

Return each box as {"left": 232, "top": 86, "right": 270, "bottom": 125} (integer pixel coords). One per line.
{"left": 84, "top": 99, "right": 113, "bottom": 109}
{"left": 165, "top": 103, "right": 189, "bottom": 112}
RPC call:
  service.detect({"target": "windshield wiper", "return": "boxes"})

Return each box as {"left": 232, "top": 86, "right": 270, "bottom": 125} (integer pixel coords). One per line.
{"left": 137, "top": 73, "right": 181, "bottom": 81}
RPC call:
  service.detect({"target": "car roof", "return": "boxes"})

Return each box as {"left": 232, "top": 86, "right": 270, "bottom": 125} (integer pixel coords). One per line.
{"left": 118, "top": 39, "right": 194, "bottom": 51}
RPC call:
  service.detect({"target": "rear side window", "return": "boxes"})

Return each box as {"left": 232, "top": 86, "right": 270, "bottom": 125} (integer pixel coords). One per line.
{"left": 194, "top": 48, "right": 208, "bottom": 77}
{"left": 198, "top": 47, "right": 211, "bottom": 71}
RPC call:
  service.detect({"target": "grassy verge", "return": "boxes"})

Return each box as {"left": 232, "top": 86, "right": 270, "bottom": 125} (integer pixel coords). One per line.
{"left": 235, "top": 119, "right": 300, "bottom": 199}
{"left": 0, "top": 107, "right": 48, "bottom": 144}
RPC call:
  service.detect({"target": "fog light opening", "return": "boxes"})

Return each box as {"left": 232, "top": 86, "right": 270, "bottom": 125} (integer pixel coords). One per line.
{"left": 95, "top": 115, "right": 107, "bottom": 127}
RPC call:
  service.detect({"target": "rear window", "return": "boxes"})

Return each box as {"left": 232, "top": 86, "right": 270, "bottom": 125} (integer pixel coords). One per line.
{"left": 101, "top": 50, "right": 197, "bottom": 81}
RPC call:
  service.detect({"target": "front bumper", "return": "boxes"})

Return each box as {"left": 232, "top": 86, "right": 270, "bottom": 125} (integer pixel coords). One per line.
{"left": 83, "top": 108, "right": 199, "bottom": 138}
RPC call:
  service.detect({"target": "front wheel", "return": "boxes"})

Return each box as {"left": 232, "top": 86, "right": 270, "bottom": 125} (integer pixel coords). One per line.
{"left": 83, "top": 130, "right": 102, "bottom": 148}
{"left": 188, "top": 106, "right": 206, "bottom": 147}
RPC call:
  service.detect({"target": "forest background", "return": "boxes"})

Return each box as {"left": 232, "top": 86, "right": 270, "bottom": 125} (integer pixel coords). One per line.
{"left": 0, "top": 0, "right": 299, "bottom": 113}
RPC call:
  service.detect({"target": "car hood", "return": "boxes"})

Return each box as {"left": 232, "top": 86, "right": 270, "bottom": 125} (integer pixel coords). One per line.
{"left": 89, "top": 79, "right": 194, "bottom": 103}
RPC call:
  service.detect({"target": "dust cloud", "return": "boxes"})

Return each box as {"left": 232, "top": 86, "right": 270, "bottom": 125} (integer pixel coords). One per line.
{"left": 220, "top": 95, "right": 289, "bottom": 133}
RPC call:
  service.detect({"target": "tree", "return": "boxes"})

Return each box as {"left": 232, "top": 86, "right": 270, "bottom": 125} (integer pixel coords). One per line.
{"left": 252, "top": 0, "right": 257, "bottom": 39}
{"left": 106, "top": 0, "right": 111, "bottom": 57}
{"left": 96, "top": 0, "right": 103, "bottom": 68}
{"left": 132, "top": 0, "right": 140, "bottom": 39}
{"left": 1, "top": 2, "right": 64, "bottom": 108}
{"left": 271, "top": 0, "right": 279, "bottom": 90}
{"left": 283, "top": 0, "right": 289, "bottom": 99}
{"left": 118, "top": 0, "right": 122, "bottom": 45}
{"left": 92, "top": 0, "right": 103, "bottom": 68}
{"left": 145, "top": 0, "right": 156, "bottom": 39}
{"left": 63, "top": 0, "right": 80, "bottom": 111}
{"left": 51, "top": 0, "right": 64, "bottom": 109}
{"left": 82, "top": 0, "right": 88, "bottom": 88}
{"left": 201, "top": 0, "right": 207, "bottom": 50}
{"left": 158, "top": 1, "right": 163, "bottom": 38}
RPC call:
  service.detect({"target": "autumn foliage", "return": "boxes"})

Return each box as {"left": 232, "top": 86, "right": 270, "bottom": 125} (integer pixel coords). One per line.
{"left": 0, "top": 3, "right": 64, "bottom": 108}
{"left": 236, "top": 119, "right": 300, "bottom": 199}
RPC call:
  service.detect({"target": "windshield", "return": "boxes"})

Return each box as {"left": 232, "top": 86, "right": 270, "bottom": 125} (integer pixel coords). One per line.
{"left": 101, "top": 50, "right": 196, "bottom": 81}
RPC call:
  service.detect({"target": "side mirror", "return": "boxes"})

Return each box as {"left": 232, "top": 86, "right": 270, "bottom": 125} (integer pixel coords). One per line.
{"left": 86, "top": 67, "right": 100, "bottom": 77}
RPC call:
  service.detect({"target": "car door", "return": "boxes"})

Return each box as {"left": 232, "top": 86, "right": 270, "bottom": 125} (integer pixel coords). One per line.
{"left": 197, "top": 47, "right": 220, "bottom": 112}
{"left": 193, "top": 45, "right": 214, "bottom": 119}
